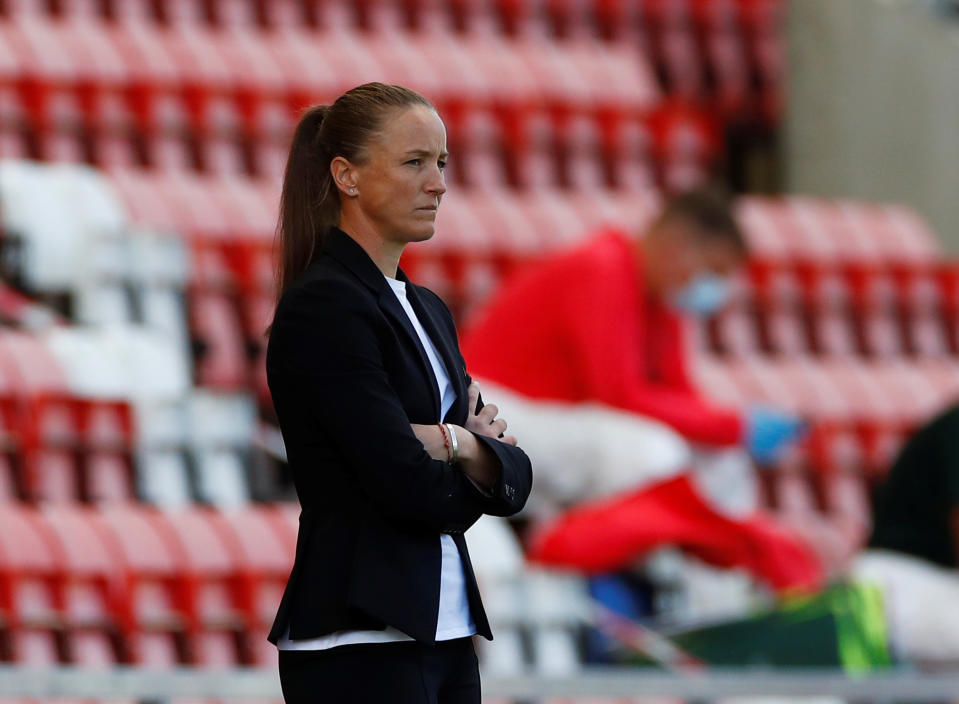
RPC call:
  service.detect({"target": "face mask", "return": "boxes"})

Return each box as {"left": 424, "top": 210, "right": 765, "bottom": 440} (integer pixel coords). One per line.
{"left": 670, "top": 273, "right": 732, "bottom": 316}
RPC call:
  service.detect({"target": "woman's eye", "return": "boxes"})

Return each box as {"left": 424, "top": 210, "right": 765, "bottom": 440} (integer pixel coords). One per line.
{"left": 438, "top": 160, "right": 447, "bottom": 170}
{"left": 406, "top": 159, "right": 421, "bottom": 166}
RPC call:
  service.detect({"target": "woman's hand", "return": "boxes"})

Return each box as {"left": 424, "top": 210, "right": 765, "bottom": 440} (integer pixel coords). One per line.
{"left": 465, "top": 382, "right": 518, "bottom": 446}
{"left": 409, "top": 383, "right": 517, "bottom": 493}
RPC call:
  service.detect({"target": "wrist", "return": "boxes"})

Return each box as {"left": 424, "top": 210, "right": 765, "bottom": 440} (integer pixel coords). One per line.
{"left": 436, "top": 423, "right": 453, "bottom": 464}
{"left": 444, "top": 423, "right": 459, "bottom": 464}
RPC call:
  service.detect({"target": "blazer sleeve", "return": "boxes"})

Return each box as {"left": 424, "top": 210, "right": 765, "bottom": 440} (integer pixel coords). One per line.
{"left": 420, "top": 288, "right": 533, "bottom": 519}
{"left": 269, "top": 279, "right": 522, "bottom": 533}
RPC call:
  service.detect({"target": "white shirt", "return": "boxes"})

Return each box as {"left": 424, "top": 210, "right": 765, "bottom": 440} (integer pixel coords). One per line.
{"left": 277, "top": 276, "right": 476, "bottom": 650}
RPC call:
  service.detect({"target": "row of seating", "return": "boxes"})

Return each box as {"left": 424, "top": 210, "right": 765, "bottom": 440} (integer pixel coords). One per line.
{"left": 0, "top": 17, "right": 722, "bottom": 189}
{"left": 694, "top": 355, "right": 959, "bottom": 474}
{"left": 0, "top": 503, "right": 591, "bottom": 676}
{"left": 0, "top": 0, "right": 782, "bottom": 40}
{"left": 703, "top": 302, "right": 959, "bottom": 360}
{"left": 0, "top": 18, "right": 659, "bottom": 134}
{"left": 98, "top": 169, "right": 941, "bottom": 266}
{"left": 6, "top": 164, "right": 942, "bottom": 366}
{"left": 0, "top": 310, "right": 258, "bottom": 505}
{"left": 0, "top": 105, "right": 716, "bottom": 190}
{"left": 0, "top": 502, "right": 294, "bottom": 666}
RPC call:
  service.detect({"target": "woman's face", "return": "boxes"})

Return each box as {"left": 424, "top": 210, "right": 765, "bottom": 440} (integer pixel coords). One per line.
{"left": 349, "top": 105, "right": 448, "bottom": 246}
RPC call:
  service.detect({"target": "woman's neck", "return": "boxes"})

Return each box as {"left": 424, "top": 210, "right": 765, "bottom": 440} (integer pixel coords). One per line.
{"left": 337, "top": 215, "right": 404, "bottom": 278}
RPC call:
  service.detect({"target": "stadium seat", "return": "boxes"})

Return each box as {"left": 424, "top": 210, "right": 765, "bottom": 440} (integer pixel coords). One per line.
{"left": 153, "top": 508, "right": 244, "bottom": 662}
{"left": 603, "top": 114, "right": 655, "bottom": 190}
{"left": 209, "top": 505, "right": 294, "bottom": 631}
{"left": 0, "top": 504, "right": 60, "bottom": 634}
{"left": 90, "top": 504, "right": 189, "bottom": 663}
{"left": 25, "top": 448, "right": 81, "bottom": 502}
{"left": 467, "top": 515, "right": 526, "bottom": 675}
{"left": 0, "top": 453, "right": 18, "bottom": 502}
{"left": 188, "top": 291, "right": 249, "bottom": 390}
{"left": 85, "top": 450, "right": 134, "bottom": 503}
{"left": 525, "top": 568, "right": 587, "bottom": 675}
{"left": 6, "top": 627, "right": 59, "bottom": 664}
{"left": 64, "top": 629, "right": 119, "bottom": 666}
{"left": 136, "top": 447, "right": 193, "bottom": 508}
{"left": 36, "top": 504, "right": 121, "bottom": 631}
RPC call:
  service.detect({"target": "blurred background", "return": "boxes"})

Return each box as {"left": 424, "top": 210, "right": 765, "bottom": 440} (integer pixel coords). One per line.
{"left": 1, "top": 0, "right": 959, "bottom": 702}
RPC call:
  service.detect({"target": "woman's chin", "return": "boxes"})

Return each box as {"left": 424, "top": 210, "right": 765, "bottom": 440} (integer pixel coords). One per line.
{"left": 404, "top": 225, "right": 437, "bottom": 243}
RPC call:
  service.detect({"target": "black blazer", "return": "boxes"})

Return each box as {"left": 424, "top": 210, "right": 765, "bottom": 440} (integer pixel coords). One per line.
{"left": 265, "top": 227, "right": 532, "bottom": 645}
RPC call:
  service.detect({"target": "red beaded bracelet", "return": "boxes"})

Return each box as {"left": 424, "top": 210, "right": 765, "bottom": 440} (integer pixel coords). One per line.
{"left": 437, "top": 422, "right": 452, "bottom": 464}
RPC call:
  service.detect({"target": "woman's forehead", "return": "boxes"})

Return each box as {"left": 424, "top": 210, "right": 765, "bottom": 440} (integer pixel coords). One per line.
{"left": 373, "top": 105, "right": 447, "bottom": 154}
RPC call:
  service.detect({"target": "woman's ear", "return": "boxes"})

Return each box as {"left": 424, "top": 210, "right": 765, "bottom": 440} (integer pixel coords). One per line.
{"left": 331, "top": 156, "right": 358, "bottom": 197}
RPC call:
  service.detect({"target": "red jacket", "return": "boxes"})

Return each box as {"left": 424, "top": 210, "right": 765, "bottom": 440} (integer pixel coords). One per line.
{"left": 462, "top": 229, "right": 744, "bottom": 446}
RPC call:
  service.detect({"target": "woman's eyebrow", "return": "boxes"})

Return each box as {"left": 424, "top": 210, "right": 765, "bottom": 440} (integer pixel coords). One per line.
{"left": 404, "top": 148, "right": 450, "bottom": 159}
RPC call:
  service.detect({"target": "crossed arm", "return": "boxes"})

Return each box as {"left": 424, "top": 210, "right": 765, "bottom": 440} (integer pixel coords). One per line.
{"left": 411, "top": 381, "right": 519, "bottom": 492}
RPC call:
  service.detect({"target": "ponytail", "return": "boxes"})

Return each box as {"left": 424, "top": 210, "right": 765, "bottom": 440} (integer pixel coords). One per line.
{"left": 274, "top": 104, "right": 337, "bottom": 304}
{"left": 267, "top": 83, "right": 433, "bottom": 335}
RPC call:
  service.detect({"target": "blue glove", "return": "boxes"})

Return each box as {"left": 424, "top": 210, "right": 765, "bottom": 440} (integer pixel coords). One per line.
{"left": 745, "top": 406, "right": 807, "bottom": 465}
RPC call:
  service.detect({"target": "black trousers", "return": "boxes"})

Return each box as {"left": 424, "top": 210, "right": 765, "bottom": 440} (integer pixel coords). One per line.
{"left": 278, "top": 637, "right": 481, "bottom": 704}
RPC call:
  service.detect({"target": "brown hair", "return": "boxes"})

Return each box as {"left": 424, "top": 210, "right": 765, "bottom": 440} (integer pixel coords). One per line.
{"left": 270, "top": 83, "right": 433, "bottom": 326}
{"left": 654, "top": 185, "right": 747, "bottom": 255}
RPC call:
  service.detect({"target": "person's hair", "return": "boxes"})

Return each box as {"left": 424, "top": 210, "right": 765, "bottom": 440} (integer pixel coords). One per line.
{"left": 653, "top": 185, "right": 747, "bottom": 255}
{"left": 269, "top": 82, "right": 433, "bottom": 329}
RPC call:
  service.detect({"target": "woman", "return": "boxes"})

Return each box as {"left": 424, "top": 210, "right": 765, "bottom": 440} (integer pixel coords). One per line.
{"left": 265, "top": 82, "right": 533, "bottom": 703}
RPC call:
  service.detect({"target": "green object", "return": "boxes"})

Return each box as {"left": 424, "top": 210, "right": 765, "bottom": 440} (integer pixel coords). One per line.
{"left": 622, "top": 583, "right": 893, "bottom": 672}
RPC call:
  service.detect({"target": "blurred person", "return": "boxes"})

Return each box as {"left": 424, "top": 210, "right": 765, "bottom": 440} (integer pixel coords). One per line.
{"left": 265, "top": 83, "right": 532, "bottom": 704}
{"left": 849, "top": 402, "right": 959, "bottom": 663}
{"left": 462, "top": 187, "right": 817, "bottom": 591}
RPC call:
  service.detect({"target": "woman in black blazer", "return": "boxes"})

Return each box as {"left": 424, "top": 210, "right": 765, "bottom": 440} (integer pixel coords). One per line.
{"left": 265, "top": 83, "right": 532, "bottom": 703}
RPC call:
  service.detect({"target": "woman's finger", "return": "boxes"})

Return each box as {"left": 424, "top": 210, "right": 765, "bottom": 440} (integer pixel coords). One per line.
{"left": 478, "top": 403, "right": 499, "bottom": 424}
{"left": 502, "top": 434, "right": 518, "bottom": 446}
{"left": 468, "top": 382, "right": 480, "bottom": 415}
{"left": 489, "top": 418, "right": 508, "bottom": 438}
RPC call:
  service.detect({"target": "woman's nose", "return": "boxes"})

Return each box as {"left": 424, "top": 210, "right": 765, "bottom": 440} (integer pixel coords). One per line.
{"left": 426, "top": 169, "right": 447, "bottom": 196}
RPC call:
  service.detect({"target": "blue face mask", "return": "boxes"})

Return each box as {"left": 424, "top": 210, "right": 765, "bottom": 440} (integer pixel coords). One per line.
{"left": 670, "top": 273, "right": 732, "bottom": 316}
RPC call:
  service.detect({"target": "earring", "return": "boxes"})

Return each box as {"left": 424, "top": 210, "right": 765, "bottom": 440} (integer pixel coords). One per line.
{"left": 349, "top": 187, "right": 356, "bottom": 194}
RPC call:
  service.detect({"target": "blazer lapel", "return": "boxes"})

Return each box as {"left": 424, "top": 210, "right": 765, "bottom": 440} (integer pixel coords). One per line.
{"left": 403, "top": 276, "right": 467, "bottom": 423}
{"left": 377, "top": 286, "right": 442, "bottom": 418}
{"left": 323, "top": 228, "right": 441, "bottom": 419}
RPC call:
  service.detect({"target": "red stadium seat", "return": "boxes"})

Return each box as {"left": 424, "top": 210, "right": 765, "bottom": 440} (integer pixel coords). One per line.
{"left": 0, "top": 453, "right": 17, "bottom": 502}
{"left": 693, "top": 0, "right": 743, "bottom": 33}
{"left": 211, "top": 504, "right": 294, "bottom": 664}
{"left": 89, "top": 504, "right": 188, "bottom": 661}
{"left": 57, "top": 19, "right": 133, "bottom": 132}
{"left": 64, "top": 629, "right": 119, "bottom": 665}
{"left": 7, "top": 627, "right": 59, "bottom": 664}
{"left": 260, "top": 30, "right": 339, "bottom": 110}
{"left": 657, "top": 29, "right": 704, "bottom": 101}
{"left": 36, "top": 504, "right": 121, "bottom": 631}
{"left": 0, "top": 332, "right": 82, "bottom": 443}
{"left": 101, "top": 22, "right": 187, "bottom": 136}
{"left": 127, "top": 630, "right": 180, "bottom": 666}
{"left": 208, "top": 29, "right": 291, "bottom": 139}
{"left": 713, "top": 304, "right": 762, "bottom": 355}
{"left": 0, "top": 18, "right": 83, "bottom": 133}
{"left": 0, "top": 505, "right": 59, "bottom": 630}
{"left": 154, "top": 508, "right": 243, "bottom": 631}
{"left": 238, "top": 292, "right": 273, "bottom": 405}
{"left": 85, "top": 450, "right": 135, "bottom": 503}
{"left": 189, "top": 291, "right": 249, "bottom": 390}
{"left": 556, "top": 114, "right": 606, "bottom": 190}
{"left": 705, "top": 31, "right": 751, "bottom": 119}
{"left": 26, "top": 449, "right": 81, "bottom": 502}
{"left": 82, "top": 399, "right": 135, "bottom": 450}
{"left": 162, "top": 28, "right": 238, "bottom": 136}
